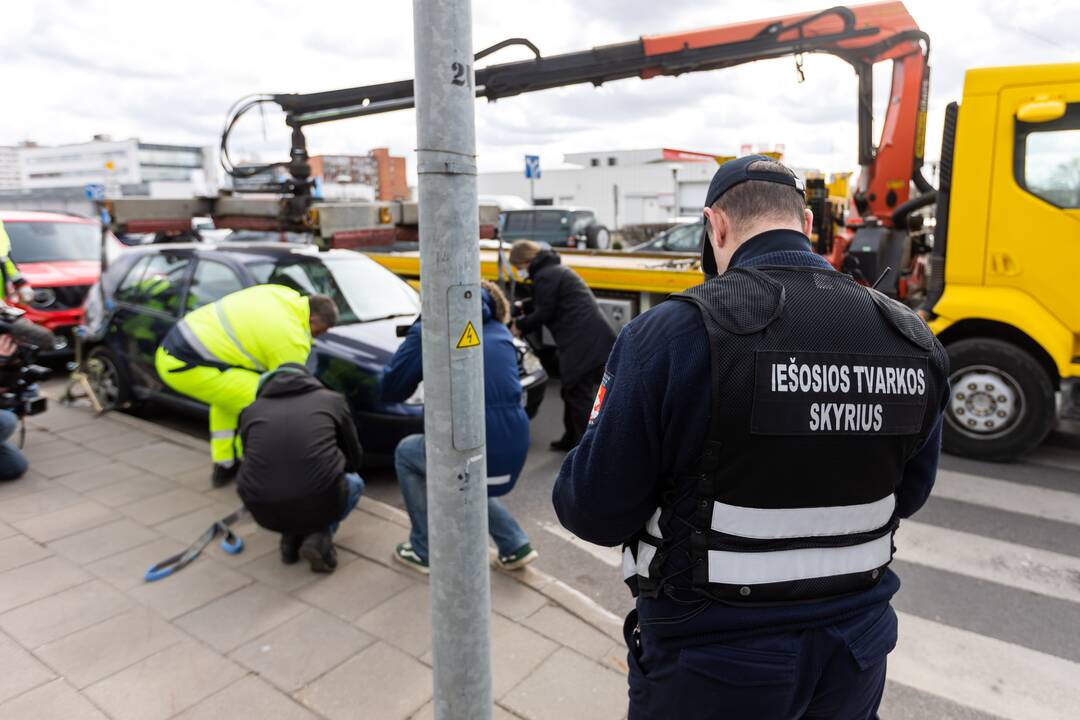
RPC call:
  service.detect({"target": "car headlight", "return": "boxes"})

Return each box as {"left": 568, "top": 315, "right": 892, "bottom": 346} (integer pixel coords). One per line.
{"left": 405, "top": 381, "right": 424, "bottom": 405}
{"left": 31, "top": 288, "right": 57, "bottom": 309}
{"left": 520, "top": 348, "right": 543, "bottom": 376}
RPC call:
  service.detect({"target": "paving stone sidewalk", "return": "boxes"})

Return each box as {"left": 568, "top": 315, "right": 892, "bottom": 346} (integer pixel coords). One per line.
{"left": 0, "top": 399, "right": 629, "bottom": 720}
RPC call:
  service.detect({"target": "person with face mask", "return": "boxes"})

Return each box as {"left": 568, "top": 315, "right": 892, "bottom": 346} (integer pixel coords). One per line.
{"left": 509, "top": 240, "right": 615, "bottom": 451}
{"left": 552, "top": 156, "right": 950, "bottom": 719}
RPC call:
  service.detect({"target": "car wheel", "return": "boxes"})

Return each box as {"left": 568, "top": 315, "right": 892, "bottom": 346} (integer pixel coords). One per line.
{"left": 85, "top": 346, "right": 135, "bottom": 412}
{"left": 586, "top": 225, "right": 611, "bottom": 250}
{"left": 942, "top": 338, "right": 1056, "bottom": 461}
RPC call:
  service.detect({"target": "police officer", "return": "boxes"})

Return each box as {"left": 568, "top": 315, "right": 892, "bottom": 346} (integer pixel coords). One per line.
{"left": 156, "top": 284, "right": 339, "bottom": 487}
{"left": 553, "top": 156, "right": 949, "bottom": 719}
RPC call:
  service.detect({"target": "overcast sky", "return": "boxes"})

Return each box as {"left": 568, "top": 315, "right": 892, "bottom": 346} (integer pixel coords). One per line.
{"left": 3, "top": 0, "right": 1077, "bottom": 183}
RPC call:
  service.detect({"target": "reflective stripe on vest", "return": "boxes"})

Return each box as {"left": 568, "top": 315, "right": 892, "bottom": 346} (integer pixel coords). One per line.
{"left": 177, "top": 321, "right": 223, "bottom": 366}
{"left": 215, "top": 302, "right": 266, "bottom": 372}
{"left": 707, "top": 533, "right": 892, "bottom": 586}
{"left": 711, "top": 494, "right": 896, "bottom": 540}
{"left": 623, "top": 508, "right": 663, "bottom": 582}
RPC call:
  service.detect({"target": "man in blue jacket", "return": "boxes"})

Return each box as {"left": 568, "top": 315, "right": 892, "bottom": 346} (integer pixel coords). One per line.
{"left": 553, "top": 157, "right": 949, "bottom": 719}
{"left": 382, "top": 281, "right": 537, "bottom": 573}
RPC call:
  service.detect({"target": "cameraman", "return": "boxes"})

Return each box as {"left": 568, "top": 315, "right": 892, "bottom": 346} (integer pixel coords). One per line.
{"left": 0, "top": 334, "right": 28, "bottom": 482}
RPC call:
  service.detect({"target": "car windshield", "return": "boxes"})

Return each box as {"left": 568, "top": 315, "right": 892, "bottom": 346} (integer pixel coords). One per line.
{"left": 4, "top": 221, "right": 100, "bottom": 263}
{"left": 250, "top": 255, "right": 420, "bottom": 325}
{"left": 662, "top": 222, "right": 703, "bottom": 252}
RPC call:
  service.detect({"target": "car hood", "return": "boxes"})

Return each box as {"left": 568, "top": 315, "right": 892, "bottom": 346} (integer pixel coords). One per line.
{"left": 19, "top": 260, "right": 100, "bottom": 287}
{"left": 314, "top": 314, "right": 417, "bottom": 365}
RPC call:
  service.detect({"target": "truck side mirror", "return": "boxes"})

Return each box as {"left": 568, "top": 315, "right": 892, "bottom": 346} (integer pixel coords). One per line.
{"left": 1017, "top": 97, "right": 1066, "bottom": 124}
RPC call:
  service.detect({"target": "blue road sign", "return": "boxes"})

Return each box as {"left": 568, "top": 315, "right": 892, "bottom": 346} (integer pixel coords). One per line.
{"left": 524, "top": 155, "right": 541, "bottom": 180}
{"left": 84, "top": 183, "right": 106, "bottom": 201}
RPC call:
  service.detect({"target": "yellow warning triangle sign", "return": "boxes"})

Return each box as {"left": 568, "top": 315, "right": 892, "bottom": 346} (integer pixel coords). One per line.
{"left": 456, "top": 321, "right": 481, "bottom": 349}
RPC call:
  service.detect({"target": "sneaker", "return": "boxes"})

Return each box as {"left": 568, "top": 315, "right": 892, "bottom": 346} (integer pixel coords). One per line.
{"left": 549, "top": 438, "right": 575, "bottom": 452}
{"left": 393, "top": 542, "right": 430, "bottom": 575}
{"left": 210, "top": 463, "right": 240, "bottom": 488}
{"left": 299, "top": 532, "right": 337, "bottom": 574}
{"left": 280, "top": 535, "right": 302, "bottom": 565}
{"left": 496, "top": 543, "right": 538, "bottom": 571}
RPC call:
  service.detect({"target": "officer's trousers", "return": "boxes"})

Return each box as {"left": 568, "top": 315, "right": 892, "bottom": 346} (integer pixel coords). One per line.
{"left": 625, "top": 606, "right": 895, "bottom": 720}
{"left": 155, "top": 348, "right": 260, "bottom": 468}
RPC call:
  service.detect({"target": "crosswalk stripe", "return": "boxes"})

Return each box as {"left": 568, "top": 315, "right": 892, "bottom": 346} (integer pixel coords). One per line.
{"left": 892, "top": 611, "right": 1080, "bottom": 720}
{"left": 896, "top": 520, "right": 1080, "bottom": 605}
{"left": 933, "top": 469, "right": 1080, "bottom": 526}
{"left": 539, "top": 522, "right": 622, "bottom": 567}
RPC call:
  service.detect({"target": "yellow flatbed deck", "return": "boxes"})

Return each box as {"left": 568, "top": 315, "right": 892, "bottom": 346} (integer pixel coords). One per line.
{"left": 363, "top": 247, "right": 704, "bottom": 296}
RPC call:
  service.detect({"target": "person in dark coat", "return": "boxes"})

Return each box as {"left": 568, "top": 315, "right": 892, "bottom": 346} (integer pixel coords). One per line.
{"left": 237, "top": 363, "right": 364, "bottom": 574}
{"left": 381, "top": 281, "right": 537, "bottom": 574}
{"left": 509, "top": 240, "right": 616, "bottom": 451}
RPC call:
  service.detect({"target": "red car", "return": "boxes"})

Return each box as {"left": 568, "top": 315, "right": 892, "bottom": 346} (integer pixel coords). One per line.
{"left": 0, "top": 211, "right": 121, "bottom": 352}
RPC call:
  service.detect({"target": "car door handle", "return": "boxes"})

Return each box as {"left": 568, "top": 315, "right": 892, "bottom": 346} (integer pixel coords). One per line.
{"left": 990, "top": 252, "right": 1021, "bottom": 276}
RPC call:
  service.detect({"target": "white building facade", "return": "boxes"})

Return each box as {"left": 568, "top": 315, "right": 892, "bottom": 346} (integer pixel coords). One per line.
{"left": 17, "top": 137, "right": 216, "bottom": 197}
{"left": 0, "top": 147, "right": 20, "bottom": 191}
{"left": 477, "top": 148, "right": 726, "bottom": 228}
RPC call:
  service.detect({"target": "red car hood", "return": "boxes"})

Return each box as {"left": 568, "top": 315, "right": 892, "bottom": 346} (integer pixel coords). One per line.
{"left": 19, "top": 260, "right": 101, "bottom": 287}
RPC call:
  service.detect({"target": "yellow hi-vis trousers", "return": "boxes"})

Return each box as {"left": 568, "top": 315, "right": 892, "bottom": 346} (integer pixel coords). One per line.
{"left": 155, "top": 347, "right": 260, "bottom": 467}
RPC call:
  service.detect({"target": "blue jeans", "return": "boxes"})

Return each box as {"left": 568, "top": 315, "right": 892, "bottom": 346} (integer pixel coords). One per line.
{"left": 329, "top": 472, "right": 365, "bottom": 537}
{"left": 0, "top": 411, "right": 27, "bottom": 482}
{"left": 394, "top": 433, "right": 529, "bottom": 562}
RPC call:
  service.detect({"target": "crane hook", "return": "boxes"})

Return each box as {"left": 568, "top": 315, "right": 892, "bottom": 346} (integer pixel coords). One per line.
{"left": 794, "top": 53, "right": 806, "bottom": 84}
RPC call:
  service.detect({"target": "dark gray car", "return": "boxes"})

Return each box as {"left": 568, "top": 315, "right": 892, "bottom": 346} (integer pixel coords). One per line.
{"left": 500, "top": 208, "right": 610, "bottom": 249}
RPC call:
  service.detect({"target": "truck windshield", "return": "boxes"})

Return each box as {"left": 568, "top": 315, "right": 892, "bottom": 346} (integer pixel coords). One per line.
{"left": 4, "top": 221, "right": 100, "bottom": 263}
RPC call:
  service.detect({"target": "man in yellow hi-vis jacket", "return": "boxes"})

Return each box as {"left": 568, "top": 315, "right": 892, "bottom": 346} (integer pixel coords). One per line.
{"left": 0, "top": 221, "right": 34, "bottom": 303}
{"left": 156, "top": 284, "right": 339, "bottom": 487}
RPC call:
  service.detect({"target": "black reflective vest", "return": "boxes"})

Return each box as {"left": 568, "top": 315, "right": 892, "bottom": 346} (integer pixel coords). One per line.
{"left": 623, "top": 264, "right": 947, "bottom": 604}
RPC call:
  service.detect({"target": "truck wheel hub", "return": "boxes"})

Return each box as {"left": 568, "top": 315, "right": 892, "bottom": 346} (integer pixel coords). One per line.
{"left": 949, "top": 368, "right": 1020, "bottom": 435}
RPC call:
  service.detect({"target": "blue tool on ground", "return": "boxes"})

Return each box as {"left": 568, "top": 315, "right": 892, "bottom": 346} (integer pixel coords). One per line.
{"left": 144, "top": 507, "right": 247, "bottom": 582}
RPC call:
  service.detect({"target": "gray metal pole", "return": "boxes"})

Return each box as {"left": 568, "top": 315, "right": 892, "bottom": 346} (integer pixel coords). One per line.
{"left": 412, "top": 2, "right": 492, "bottom": 719}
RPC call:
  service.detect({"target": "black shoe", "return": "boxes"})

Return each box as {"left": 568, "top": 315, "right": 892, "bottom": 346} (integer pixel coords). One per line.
{"left": 210, "top": 463, "right": 240, "bottom": 488}
{"left": 299, "top": 532, "right": 337, "bottom": 574}
{"left": 549, "top": 438, "right": 575, "bottom": 452}
{"left": 280, "top": 535, "right": 302, "bottom": 565}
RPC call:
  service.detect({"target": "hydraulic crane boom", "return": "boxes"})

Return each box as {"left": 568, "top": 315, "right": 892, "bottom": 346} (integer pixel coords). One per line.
{"left": 225, "top": 2, "right": 930, "bottom": 231}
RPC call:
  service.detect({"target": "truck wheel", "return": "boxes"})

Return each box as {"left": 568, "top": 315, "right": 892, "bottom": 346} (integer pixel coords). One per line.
{"left": 85, "top": 346, "right": 134, "bottom": 412}
{"left": 586, "top": 226, "right": 611, "bottom": 250}
{"left": 942, "top": 338, "right": 1056, "bottom": 461}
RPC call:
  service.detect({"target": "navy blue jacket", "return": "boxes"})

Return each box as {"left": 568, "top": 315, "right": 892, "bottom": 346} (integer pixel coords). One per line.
{"left": 381, "top": 290, "right": 530, "bottom": 496}
{"left": 553, "top": 230, "right": 948, "bottom": 648}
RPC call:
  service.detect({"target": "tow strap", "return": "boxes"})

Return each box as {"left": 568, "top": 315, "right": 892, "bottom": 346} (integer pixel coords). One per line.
{"left": 144, "top": 507, "right": 247, "bottom": 582}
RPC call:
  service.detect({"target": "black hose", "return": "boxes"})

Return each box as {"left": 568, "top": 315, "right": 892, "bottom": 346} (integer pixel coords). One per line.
{"left": 891, "top": 189, "right": 936, "bottom": 228}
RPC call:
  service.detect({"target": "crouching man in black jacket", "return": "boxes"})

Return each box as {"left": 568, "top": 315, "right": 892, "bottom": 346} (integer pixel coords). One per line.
{"left": 237, "top": 363, "right": 365, "bottom": 574}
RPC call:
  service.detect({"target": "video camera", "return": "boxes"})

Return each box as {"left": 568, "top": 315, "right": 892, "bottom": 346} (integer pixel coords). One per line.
{"left": 0, "top": 304, "right": 52, "bottom": 417}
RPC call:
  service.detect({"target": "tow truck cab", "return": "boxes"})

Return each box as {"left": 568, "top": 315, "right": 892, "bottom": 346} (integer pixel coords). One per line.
{"left": 927, "top": 63, "right": 1080, "bottom": 460}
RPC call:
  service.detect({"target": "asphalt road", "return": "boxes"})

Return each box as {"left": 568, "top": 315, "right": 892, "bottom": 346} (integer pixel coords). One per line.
{"left": 82, "top": 375, "right": 1080, "bottom": 720}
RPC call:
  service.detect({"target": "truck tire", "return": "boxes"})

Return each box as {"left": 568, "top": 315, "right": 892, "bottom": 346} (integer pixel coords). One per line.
{"left": 85, "top": 346, "right": 135, "bottom": 412}
{"left": 586, "top": 225, "right": 611, "bottom": 250}
{"left": 942, "top": 338, "right": 1056, "bottom": 461}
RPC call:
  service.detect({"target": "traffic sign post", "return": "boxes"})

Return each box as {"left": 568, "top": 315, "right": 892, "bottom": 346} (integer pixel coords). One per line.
{"left": 525, "top": 155, "right": 540, "bottom": 205}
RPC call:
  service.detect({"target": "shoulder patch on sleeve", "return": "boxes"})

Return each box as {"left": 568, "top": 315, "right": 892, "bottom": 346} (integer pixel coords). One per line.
{"left": 589, "top": 372, "right": 613, "bottom": 426}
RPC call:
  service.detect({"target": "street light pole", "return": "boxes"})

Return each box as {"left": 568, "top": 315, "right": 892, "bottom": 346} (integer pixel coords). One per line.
{"left": 412, "top": 1, "right": 492, "bottom": 719}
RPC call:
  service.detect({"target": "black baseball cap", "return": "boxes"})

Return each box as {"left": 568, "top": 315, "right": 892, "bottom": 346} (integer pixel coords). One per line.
{"left": 700, "top": 155, "right": 805, "bottom": 276}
